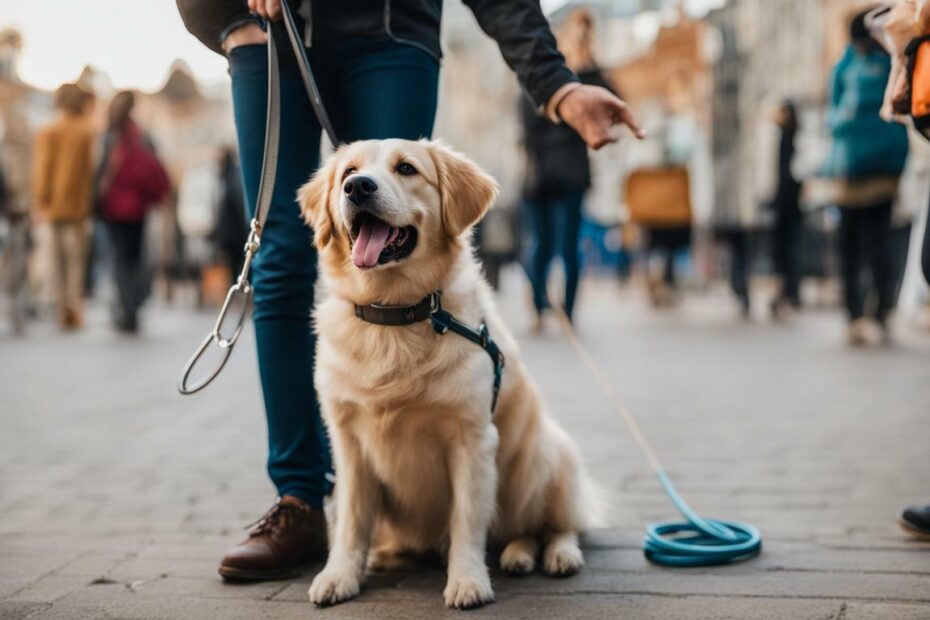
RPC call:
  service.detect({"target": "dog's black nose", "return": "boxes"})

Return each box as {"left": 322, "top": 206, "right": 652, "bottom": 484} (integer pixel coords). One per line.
{"left": 344, "top": 175, "right": 378, "bottom": 203}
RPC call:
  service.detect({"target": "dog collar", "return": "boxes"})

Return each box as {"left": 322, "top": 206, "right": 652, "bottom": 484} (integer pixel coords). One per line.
{"left": 354, "top": 291, "right": 505, "bottom": 413}
{"left": 354, "top": 292, "right": 439, "bottom": 326}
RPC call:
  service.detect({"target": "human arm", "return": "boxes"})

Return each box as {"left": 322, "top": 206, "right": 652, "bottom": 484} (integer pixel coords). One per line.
{"left": 239, "top": 0, "right": 645, "bottom": 148}
{"left": 462, "top": 0, "right": 644, "bottom": 148}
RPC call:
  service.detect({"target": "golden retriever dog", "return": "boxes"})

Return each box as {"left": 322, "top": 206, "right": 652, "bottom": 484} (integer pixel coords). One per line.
{"left": 299, "top": 139, "right": 594, "bottom": 609}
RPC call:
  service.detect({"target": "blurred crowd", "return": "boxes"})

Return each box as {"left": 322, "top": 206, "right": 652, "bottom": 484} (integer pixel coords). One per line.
{"left": 0, "top": 80, "right": 246, "bottom": 335}
{"left": 511, "top": 5, "right": 930, "bottom": 348}
{"left": 2, "top": 3, "right": 930, "bottom": 349}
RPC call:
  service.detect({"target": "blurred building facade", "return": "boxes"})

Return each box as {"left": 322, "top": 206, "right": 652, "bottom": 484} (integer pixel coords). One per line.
{"left": 706, "top": 0, "right": 825, "bottom": 229}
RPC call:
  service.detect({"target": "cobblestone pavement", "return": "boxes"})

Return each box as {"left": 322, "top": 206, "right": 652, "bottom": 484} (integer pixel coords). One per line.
{"left": 2, "top": 273, "right": 930, "bottom": 619}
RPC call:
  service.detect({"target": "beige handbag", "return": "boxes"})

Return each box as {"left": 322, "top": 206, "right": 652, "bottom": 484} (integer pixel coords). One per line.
{"left": 833, "top": 177, "right": 900, "bottom": 208}
{"left": 626, "top": 167, "right": 693, "bottom": 227}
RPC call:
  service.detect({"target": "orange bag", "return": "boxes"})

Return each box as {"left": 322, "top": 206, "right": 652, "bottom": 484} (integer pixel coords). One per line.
{"left": 625, "top": 167, "right": 692, "bottom": 228}
{"left": 201, "top": 263, "right": 233, "bottom": 308}
{"left": 906, "top": 35, "right": 930, "bottom": 139}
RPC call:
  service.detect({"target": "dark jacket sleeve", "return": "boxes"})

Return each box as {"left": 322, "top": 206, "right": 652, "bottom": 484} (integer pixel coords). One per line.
{"left": 580, "top": 68, "right": 614, "bottom": 95}
{"left": 463, "top": 0, "right": 578, "bottom": 109}
{"left": 176, "top": 0, "right": 257, "bottom": 55}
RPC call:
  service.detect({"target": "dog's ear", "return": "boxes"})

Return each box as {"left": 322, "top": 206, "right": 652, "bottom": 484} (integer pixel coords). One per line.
{"left": 298, "top": 160, "right": 338, "bottom": 250}
{"left": 429, "top": 142, "right": 499, "bottom": 238}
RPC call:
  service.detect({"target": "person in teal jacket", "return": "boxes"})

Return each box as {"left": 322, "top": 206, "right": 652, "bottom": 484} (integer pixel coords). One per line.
{"left": 827, "top": 10, "right": 909, "bottom": 345}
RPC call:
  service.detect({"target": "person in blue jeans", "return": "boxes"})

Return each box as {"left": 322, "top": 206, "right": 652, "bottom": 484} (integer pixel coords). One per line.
{"left": 519, "top": 8, "right": 613, "bottom": 329}
{"left": 177, "top": 0, "right": 644, "bottom": 580}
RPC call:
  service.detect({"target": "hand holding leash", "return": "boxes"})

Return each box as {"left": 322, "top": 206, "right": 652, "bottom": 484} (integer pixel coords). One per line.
{"left": 248, "top": 0, "right": 284, "bottom": 21}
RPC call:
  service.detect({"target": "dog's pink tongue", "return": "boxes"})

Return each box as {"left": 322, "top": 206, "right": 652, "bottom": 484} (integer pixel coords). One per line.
{"left": 352, "top": 217, "right": 391, "bottom": 268}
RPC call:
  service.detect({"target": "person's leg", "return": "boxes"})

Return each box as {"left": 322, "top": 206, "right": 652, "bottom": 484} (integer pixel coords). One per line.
{"left": 783, "top": 213, "right": 802, "bottom": 306}
{"left": 663, "top": 246, "right": 676, "bottom": 287}
{"left": 865, "top": 202, "right": 894, "bottom": 325}
{"left": 48, "top": 222, "right": 67, "bottom": 321}
{"left": 838, "top": 208, "right": 864, "bottom": 321}
{"left": 107, "top": 223, "right": 132, "bottom": 326}
{"left": 70, "top": 221, "right": 89, "bottom": 320}
{"left": 523, "top": 198, "right": 552, "bottom": 316}
{"left": 558, "top": 191, "right": 584, "bottom": 320}
{"left": 123, "top": 222, "right": 146, "bottom": 325}
{"left": 729, "top": 231, "right": 751, "bottom": 315}
{"left": 772, "top": 214, "right": 789, "bottom": 300}
{"left": 229, "top": 43, "right": 331, "bottom": 507}
{"left": 326, "top": 38, "right": 439, "bottom": 141}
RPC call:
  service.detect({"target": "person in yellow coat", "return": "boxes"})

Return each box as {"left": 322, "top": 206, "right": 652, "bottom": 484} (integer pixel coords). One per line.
{"left": 32, "top": 83, "right": 96, "bottom": 329}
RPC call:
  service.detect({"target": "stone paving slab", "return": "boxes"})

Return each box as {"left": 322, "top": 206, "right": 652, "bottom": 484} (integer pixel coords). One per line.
{"left": 2, "top": 274, "right": 930, "bottom": 618}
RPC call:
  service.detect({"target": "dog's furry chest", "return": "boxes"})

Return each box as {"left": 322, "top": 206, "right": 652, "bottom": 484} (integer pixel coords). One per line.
{"left": 316, "top": 307, "right": 494, "bottom": 410}
{"left": 316, "top": 312, "right": 496, "bottom": 512}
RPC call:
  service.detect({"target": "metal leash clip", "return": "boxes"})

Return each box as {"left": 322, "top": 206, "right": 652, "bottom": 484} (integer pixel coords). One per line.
{"left": 177, "top": 220, "right": 261, "bottom": 394}
{"left": 176, "top": 1, "right": 339, "bottom": 396}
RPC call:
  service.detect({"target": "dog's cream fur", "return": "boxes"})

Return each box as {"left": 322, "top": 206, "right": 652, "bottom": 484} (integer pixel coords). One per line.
{"left": 299, "top": 140, "right": 593, "bottom": 609}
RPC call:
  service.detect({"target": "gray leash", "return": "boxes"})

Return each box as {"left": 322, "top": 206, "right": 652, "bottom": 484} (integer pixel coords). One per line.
{"left": 179, "top": 1, "right": 339, "bottom": 394}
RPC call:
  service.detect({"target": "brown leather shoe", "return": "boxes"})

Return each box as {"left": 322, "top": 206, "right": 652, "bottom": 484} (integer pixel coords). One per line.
{"left": 218, "top": 496, "right": 328, "bottom": 581}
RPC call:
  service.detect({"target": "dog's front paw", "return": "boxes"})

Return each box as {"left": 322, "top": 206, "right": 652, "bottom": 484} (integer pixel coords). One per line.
{"left": 542, "top": 534, "right": 584, "bottom": 577}
{"left": 444, "top": 572, "right": 495, "bottom": 609}
{"left": 308, "top": 568, "right": 360, "bottom": 607}
{"left": 500, "top": 539, "right": 536, "bottom": 575}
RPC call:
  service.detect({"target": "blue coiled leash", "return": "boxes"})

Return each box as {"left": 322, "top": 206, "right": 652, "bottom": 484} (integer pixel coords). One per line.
{"left": 644, "top": 470, "right": 761, "bottom": 566}
{"left": 550, "top": 304, "right": 762, "bottom": 567}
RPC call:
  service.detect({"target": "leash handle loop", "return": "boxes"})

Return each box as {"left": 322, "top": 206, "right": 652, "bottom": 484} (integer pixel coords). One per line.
{"left": 178, "top": 31, "right": 279, "bottom": 394}
{"left": 178, "top": 1, "right": 338, "bottom": 395}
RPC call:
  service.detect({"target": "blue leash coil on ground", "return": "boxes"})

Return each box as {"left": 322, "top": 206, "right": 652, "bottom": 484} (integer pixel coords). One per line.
{"left": 550, "top": 304, "right": 762, "bottom": 567}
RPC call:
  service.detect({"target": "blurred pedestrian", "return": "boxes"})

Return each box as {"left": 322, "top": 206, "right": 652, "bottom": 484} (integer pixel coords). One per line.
{"left": 521, "top": 7, "right": 613, "bottom": 329}
{"left": 96, "top": 91, "right": 170, "bottom": 333}
{"left": 178, "top": 0, "right": 644, "bottom": 582}
{"left": 827, "top": 10, "right": 909, "bottom": 346}
{"left": 0, "top": 157, "right": 29, "bottom": 334}
{"left": 212, "top": 146, "right": 248, "bottom": 283}
{"left": 769, "top": 100, "right": 803, "bottom": 319}
{"left": 32, "top": 83, "right": 95, "bottom": 330}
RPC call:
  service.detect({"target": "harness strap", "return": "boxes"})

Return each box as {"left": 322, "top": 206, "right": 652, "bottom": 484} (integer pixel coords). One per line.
{"left": 430, "top": 306, "right": 506, "bottom": 414}
{"left": 353, "top": 292, "right": 505, "bottom": 414}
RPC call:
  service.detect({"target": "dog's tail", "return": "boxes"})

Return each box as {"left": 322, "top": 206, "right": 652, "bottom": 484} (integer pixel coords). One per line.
{"left": 576, "top": 466, "right": 609, "bottom": 531}
{"left": 551, "top": 423, "right": 608, "bottom": 532}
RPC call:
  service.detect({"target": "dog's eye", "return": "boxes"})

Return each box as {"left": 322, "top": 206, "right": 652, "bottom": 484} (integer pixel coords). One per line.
{"left": 342, "top": 166, "right": 357, "bottom": 180}
{"left": 396, "top": 162, "right": 417, "bottom": 176}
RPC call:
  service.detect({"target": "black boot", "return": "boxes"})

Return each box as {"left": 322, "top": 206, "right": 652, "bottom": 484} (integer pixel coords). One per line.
{"left": 900, "top": 505, "right": 930, "bottom": 540}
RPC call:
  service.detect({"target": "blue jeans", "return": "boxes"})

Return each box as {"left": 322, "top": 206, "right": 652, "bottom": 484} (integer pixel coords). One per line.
{"left": 229, "top": 37, "right": 438, "bottom": 508}
{"left": 523, "top": 191, "right": 584, "bottom": 320}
